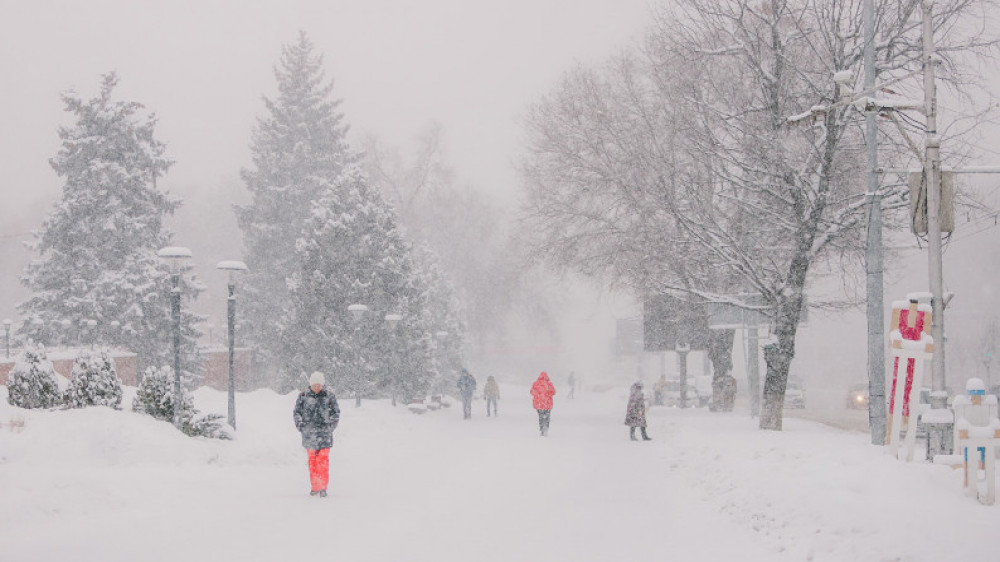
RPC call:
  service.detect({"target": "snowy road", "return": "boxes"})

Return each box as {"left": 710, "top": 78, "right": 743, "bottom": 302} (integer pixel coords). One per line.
{"left": 2, "top": 384, "right": 999, "bottom": 561}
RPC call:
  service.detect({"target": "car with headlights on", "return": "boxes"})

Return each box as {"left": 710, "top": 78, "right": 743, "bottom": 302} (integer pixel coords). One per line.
{"left": 784, "top": 377, "right": 806, "bottom": 409}
{"left": 846, "top": 383, "right": 869, "bottom": 409}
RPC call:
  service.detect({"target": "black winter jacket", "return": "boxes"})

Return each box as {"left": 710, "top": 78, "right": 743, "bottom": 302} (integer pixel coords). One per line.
{"left": 293, "top": 388, "right": 340, "bottom": 450}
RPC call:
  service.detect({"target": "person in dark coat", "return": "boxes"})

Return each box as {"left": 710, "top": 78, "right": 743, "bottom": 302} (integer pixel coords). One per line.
{"left": 456, "top": 368, "right": 477, "bottom": 419}
{"left": 625, "top": 382, "right": 652, "bottom": 441}
{"left": 293, "top": 371, "right": 341, "bottom": 497}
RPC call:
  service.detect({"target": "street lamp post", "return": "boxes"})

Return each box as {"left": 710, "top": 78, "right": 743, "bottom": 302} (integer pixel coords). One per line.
{"left": 109, "top": 320, "right": 120, "bottom": 348}
{"left": 676, "top": 342, "right": 691, "bottom": 409}
{"left": 217, "top": 260, "right": 248, "bottom": 430}
{"left": 3, "top": 319, "right": 11, "bottom": 358}
{"left": 158, "top": 246, "right": 192, "bottom": 430}
{"left": 985, "top": 351, "right": 993, "bottom": 390}
{"left": 60, "top": 319, "right": 72, "bottom": 350}
{"left": 78, "top": 319, "right": 89, "bottom": 348}
{"left": 348, "top": 304, "right": 369, "bottom": 407}
{"left": 385, "top": 313, "right": 402, "bottom": 406}
{"left": 86, "top": 319, "right": 97, "bottom": 350}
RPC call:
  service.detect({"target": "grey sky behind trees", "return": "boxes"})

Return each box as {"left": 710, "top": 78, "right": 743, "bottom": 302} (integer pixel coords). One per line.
{"left": 0, "top": 0, "right": 649, "bottom": 320}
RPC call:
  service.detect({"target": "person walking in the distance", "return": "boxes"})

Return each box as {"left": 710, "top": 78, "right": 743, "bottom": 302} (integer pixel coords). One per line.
{"left": 567, "top": 371, "right": 576, "bottom": 399}
{"left": 457, "top": 368, "right": 477, "bottom": 419}
{"left": 484, "top": 375, "right": 500, "bottom": 417}
{"left": 530, "top": 371, "right": 556, "bottom": 436}
{"left": 653, "top": 374, "right": 667, "bottom": 406}
{"left": 626, "top": 381, "right": 652, "bottom": 441}
{"left": 293, "top": 371, "right": 341, "bottom": 497}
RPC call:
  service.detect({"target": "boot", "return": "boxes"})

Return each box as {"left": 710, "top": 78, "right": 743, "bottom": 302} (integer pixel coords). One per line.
{"left": 630, "top": 427, "right": 638, "bottom": 441}
{"left": 641, "top": 427, "right": 652, "bottom": 441}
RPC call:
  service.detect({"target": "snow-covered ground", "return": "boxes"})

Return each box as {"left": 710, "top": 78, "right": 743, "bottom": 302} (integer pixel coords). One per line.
{"left": 2, "top": 382, "right": 998, "bottom": 562}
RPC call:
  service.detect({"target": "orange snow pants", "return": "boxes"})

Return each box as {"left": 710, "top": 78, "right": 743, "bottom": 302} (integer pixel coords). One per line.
{"left": 307, "top": 448, "right": 330, "bottom": 492}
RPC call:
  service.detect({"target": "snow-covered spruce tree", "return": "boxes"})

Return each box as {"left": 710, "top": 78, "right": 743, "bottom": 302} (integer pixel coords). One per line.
{"left": 65, "top": 348, "right": 123, "bottom": 409}
{"left": 237, "top": 32, "right": 354, "bottom": 386}
{"left": 131, "top": 365, "right": 230, "bottom": 439}
{"left": 17, "top": 72, "right": 203, "bottom": 375}
{"left": 132, "top": 366, "right": 174, "bottom": 421}
{"left": 6, "top": 345, "right": 62, "bottom": 409}
{"left": 283, "top": 165, "right": 437, "bottom": 402}
{"left": 411, "top": 245, "right": 465, "bottom": 396}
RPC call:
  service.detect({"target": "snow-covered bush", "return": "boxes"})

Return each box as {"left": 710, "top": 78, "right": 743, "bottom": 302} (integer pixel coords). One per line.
{"left": 6, "top": 345, "right": 62, "bottom": 409}
{"left": 132, "top": 366, "right": 175, "bottom": 421}
{"left": 180, "top": 411, "right": 230, "bottom": 440}
{"left": 64, "top": 349, "right": 123, "bottom": 409}
{"left": 132, "top": 365, "right": 230, "bottom": 440}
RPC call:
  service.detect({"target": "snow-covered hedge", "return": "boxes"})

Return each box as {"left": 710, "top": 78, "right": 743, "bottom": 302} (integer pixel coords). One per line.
{"left": 6, "top": 345, "right": 62, "bottom": 409}
{"left": 132, "top": 365, "right": 230, "bottom": 440}
{"left": 64, "top": 349, "right": 123, "bottom": 409}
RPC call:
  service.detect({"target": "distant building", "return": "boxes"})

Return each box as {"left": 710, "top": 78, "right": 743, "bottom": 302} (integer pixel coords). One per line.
{"left": 198, "top": 347, "right": 254, "bottom": 391}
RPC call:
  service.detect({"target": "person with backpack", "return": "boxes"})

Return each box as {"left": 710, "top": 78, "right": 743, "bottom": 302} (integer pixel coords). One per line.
{"left": 293, "top": 371, "right": 341, "bottom": 497}
{"left": 456, "top": 368, "right": 477, "bottom": 419}
{"left": 530, "top": 371, "right": 556, "bottom": 436}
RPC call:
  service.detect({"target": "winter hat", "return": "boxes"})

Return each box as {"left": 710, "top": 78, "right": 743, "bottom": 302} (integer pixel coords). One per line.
{"left": 309, "top": 371, "right": 325, "bottom": 386}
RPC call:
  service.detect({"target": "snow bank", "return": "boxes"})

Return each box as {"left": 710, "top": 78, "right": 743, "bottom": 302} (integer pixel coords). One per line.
{"left": 1, "top": 384, "right": 998, "bottom": 562}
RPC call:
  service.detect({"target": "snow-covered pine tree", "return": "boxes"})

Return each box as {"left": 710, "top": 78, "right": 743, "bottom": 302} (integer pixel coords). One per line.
{"left": 237, "top": 32, "right": 354, "bottom": 385}
{"left": 132, "top": 365, "right": 175, "bottom": 420}
{"left": 64, "top": 348, "right": 123, "bottom": 409}
{"left": 410, "top": 245, "right": 465, "bottom": 395}
{"left": 284, "top": 165, "right": 438, "bottom": 402}
{"left": 6, "top": 345, "right": 62, "bottom": 409}
{"left": 18, "top": 73, "right": 203, "bottom": 375}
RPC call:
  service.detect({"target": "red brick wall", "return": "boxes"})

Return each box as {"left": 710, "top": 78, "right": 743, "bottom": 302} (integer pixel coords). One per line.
{"left": 1, "top": 348, "right": 251, "bottom": 390}
{"left": 0, "top": 351, "right": 138, "bottom": 386}
{"left": 198, "top": 348, "right": 254, "bottom": 391}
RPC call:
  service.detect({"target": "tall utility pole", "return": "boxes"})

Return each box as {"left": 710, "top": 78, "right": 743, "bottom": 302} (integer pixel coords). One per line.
{"left": 922, "top": 0, "right": 951, "bottom": 457}
{"left": 747, "top": 326, "right": 761, "bottom": 417}
{"left": 863, "top": 0, "right": 887, "bottom": 445}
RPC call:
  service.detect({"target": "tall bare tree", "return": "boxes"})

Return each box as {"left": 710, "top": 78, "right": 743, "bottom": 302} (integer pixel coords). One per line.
{"left": 521, "top": 0, "right": 995, "bottom": 429}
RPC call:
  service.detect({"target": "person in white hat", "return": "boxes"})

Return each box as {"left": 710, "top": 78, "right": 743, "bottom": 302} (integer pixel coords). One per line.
{"left": 293, "top": 371, "right": 340, "bottom": 497}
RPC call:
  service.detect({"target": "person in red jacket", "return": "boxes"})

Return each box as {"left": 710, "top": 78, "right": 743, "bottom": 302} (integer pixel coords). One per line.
{"left": 530, "top": 371, "right": 556, "bottom": 436}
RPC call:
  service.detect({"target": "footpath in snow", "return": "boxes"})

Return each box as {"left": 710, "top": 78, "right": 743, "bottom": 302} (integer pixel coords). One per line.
{"left": 1, "top": 383, "right": 999, "bottom": 562}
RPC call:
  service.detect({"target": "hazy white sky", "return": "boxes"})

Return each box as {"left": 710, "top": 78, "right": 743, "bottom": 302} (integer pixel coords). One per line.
{"left": 4, "top": 1, "right": 1000, "bottom": 384}
{"left": 0, "top": 0, "right": 653, "bottom": 228}
{"left": 0, "top": 0, "right": 654, "bottom": 326}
